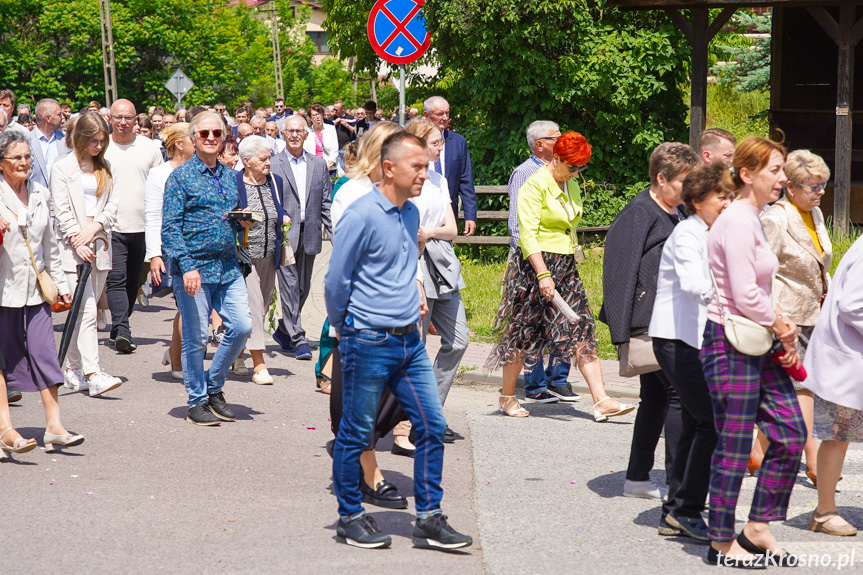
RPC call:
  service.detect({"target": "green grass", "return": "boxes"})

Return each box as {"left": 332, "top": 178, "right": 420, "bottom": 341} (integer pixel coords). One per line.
{"left": 686, "top": 84, "right": 770, "bottom": 141}
{"left": 829, "top": 225, "right": 863, "bottom": 275}
{"left": 460, "top": 248, "right": 616, "bottom": 359}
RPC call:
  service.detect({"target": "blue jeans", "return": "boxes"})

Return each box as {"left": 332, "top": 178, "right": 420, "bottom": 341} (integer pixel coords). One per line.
{"left": 173, "top": 276, "right": 252, "bottom": 407}
{"left": 333, "top": 321, "right": 447, "bottom": 518}
{"left": 523, "top": 351, "right": 571, "bottom": 395}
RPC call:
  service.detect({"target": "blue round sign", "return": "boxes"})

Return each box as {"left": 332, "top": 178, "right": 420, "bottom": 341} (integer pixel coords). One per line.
{"left": 367, "top": 0, "right": 430, "bottom": 65}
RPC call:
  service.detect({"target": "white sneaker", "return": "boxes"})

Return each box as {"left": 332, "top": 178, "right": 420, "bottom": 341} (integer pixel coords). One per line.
{"left": 252, "top": 369, "right": 274, "bottom": 385}
{"left": 88, "top": 371, "right": 123, "bottom": 397}
{"left": 64, "top": 368, "right": 88, "bottom": 391}
{"left": 97, "top": 309, "right": 108, "bottom": 331}
{"left": 623, "top": 479, "right": 667, "bottom": 500}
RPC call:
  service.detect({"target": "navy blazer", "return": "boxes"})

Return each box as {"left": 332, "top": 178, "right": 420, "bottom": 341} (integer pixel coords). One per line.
{"left": 442, "top": 129, "right": 477, "bottom": 222}
{"left": 234, "top": 170, "right": 288, "bottom": 267}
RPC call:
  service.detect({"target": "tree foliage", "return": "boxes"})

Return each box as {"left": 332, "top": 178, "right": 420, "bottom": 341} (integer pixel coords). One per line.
{"left": 711, "top": 11, "right": 771, "bottom": 93}
{"left": 0, "top": 0, "right": 321, "bottom": 111}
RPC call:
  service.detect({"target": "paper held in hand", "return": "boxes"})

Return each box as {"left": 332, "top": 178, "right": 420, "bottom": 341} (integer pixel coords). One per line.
{"left": 552, "top": 290, "right": 580, "bottom": 323}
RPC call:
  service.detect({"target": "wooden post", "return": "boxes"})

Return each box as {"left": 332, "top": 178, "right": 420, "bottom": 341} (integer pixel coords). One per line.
{"left": 834, "top": 2, "right": 854, "bottom": 236}
{"left": 690, "top": 8, "right": 709, "bottom": 150}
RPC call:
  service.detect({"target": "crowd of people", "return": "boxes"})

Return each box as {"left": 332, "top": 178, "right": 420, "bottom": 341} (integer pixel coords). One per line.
{"left": 0, "top": 86, "right": 861, "bottom": 561}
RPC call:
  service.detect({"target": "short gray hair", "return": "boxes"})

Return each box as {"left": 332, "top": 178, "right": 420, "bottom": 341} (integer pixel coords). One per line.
{"left": 526, "top": 120, "right": 560, "bottom": 151}
{"left": 238, "top": 135, "right": 271, "bottom": 160}
{"left": 0, "top": 130, "right": 28, "bottom": 166}
{"left": 0, "top": 108, "right": 7, "bottom": 123}
{"left": 423, "top": 96, "right": 448, "bottom": 113}
{"left": 188, "top": 111, "right": 227, "bottom": 142}
{"left": 35, "top": 98, "right": 60, "bottom": 122}
{"left": 249, "top": 115, "right": 266, "bottom": 128}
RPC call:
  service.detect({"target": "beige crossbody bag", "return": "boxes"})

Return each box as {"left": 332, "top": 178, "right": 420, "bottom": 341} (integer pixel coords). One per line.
{"left": 709, "top": 269, "right": 774, "bottom": 356}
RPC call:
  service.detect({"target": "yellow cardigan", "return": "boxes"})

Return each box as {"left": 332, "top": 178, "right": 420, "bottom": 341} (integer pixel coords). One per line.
{"left": 517, "top": 167, "right": 583, "bottom": 257}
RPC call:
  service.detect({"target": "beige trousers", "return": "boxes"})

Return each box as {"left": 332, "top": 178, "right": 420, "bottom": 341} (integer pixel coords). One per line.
{"left": 245, "top": 257, "right": 277, "bottom": 351}
{"left": 64, "top": 267, "right": 108, "bottom": 375}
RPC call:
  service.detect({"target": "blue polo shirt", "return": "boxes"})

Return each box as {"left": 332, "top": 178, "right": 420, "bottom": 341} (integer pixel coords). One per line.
{"left": 325, "top": 184, "right": 420, "bottom": 332}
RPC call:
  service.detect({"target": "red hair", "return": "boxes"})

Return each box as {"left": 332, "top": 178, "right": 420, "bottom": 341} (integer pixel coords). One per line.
{"left": 553, "top": 131, "right": 591, "bottom": 166}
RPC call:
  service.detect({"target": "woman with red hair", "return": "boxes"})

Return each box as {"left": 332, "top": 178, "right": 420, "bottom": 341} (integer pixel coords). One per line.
{"left": 485, "top": 131, "right": 634, "bottom": 420}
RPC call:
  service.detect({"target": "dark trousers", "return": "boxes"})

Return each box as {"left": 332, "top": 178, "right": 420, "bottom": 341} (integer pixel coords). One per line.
{"left": 626, "top": 365, "right": 683, "bottom": 489}
{"left": 106, "top": 231, "right": 146, "bottom": 339}
{"left": 276, "top": 226, "right": 316, "bottom": 346}
{"left": 653, "top": 337, "right": 717, "bottom": 518}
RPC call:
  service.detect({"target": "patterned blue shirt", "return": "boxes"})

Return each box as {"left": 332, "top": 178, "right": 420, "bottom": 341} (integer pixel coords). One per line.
{"left": 507, "top": 154, "right": 545, "bottom": 249}
{"left": 162, "top": 154, "right": 241, "bottom": 284}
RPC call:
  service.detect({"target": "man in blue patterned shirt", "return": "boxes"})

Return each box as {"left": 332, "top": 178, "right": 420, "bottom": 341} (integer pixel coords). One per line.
{"left": 506, "top": 120, "right": 580, "bottom": 404}
{"left": 162, "top": 112, "right": 253, "bottom": 426}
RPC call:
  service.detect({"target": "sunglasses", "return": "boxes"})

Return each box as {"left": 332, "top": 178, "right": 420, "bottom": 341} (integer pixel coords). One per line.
{"left": 566, "top": 163, "right": 587, "bottom": 174}
{"left": 795, "top": 182, "right": 826, "bottom": 193}
{"left": 197, "top": 129, "right": 223, "bottom": 140}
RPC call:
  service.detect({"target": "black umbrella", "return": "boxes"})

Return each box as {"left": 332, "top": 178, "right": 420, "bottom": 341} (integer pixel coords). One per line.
{"left": 57, "top": 235, "right": 109, "bottom": 365}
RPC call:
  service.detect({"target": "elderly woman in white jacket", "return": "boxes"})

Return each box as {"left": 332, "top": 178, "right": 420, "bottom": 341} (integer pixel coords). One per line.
{"left": 648, "top": 163, "right": 733, "bottom": 539}
{"left": 51, "top": 111, "right": 122, "bottom": 397}
{"left": 802, "top": 235, "right": 863, "bottom": 537}
{"left": 0, "top": 129, "right": 84, "bottom": 453}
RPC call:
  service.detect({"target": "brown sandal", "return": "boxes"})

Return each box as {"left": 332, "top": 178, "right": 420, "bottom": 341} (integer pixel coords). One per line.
{"left": 499, "top": 395, "right": 529, "bottom": 417}
{"left": 316, "top": 377, "right": 332, "bottom": 395}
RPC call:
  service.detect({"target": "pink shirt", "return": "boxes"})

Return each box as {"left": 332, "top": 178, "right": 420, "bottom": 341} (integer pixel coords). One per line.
{"left": 707, "top": 200, "right": 778, "bottom": 326}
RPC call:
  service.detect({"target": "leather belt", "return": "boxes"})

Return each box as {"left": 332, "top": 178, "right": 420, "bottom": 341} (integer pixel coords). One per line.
{"left": 388, "top": 323, "right": 417, "bottom": 336}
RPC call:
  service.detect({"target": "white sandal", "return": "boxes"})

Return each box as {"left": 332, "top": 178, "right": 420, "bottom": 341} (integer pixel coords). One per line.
{"left": 499, "top": 395, "right": 529, "bottom": 418}
{"left": 593, "top": 397, "right": 636, "bottom": 422}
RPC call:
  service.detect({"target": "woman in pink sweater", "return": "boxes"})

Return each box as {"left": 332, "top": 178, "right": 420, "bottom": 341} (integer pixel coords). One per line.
{"left": 700, "top": 137, "right": 805, "bottom": 568}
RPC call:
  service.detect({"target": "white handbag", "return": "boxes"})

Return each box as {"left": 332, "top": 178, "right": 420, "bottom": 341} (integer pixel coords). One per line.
{"left": 710, "top": 270, "right": 774, "bottom": 356}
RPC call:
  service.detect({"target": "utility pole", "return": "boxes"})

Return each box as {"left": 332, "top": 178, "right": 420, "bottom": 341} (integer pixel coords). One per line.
{"left": 261, "top": 0, "right": 284, "bottom": 100}
{"left": 98, "top": 0, "right": 118, "bottom": 106}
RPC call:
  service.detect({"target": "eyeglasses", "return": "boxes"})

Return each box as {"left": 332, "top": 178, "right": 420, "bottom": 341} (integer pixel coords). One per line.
{"left": 567, "top": 163, "right": 587, "bottom": 174}
{"left": 283, "top": 129, "right": 305, "bottom": 136}
{"left": 795, "top": 182, "right": 826, "bottom": 193}
{"left": 197, "top": 129, "right": 223, "bottom": 140}
{"left": 427, "top": 139, "right": 444, "bottom": 149}
{"left": 89, "top": 138, "right": 107, "bottom": 147}
{"left": 430, "top": 110, "right": 450, "bottom": 118}
{"left": 2, "top": 154, "right": 32, "bottom": 162}
{"left": 215, "top": 108, "right": 225, "bottom": 113}
{"left": 275, "top": 104, "right": 285, "bottom": 109}
{"left": 538, "top": 136, "right": 560, "bottom": 142}
{"left": 112, "top": 115, "right": 135, "bottom": 122}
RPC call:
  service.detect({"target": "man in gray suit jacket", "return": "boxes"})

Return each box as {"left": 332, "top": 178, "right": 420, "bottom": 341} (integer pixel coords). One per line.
{"left": 29, "top": 98, "right": 69, "bottom": 189}
{"left": 269, "top": 115, "right": 333, "bottom": 360}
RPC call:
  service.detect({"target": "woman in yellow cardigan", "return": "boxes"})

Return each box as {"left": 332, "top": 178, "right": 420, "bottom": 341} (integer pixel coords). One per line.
{"left": 485, "top": 132, "right": 635, "bottom": 420}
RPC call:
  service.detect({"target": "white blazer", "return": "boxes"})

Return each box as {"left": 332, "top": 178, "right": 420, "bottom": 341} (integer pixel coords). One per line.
{"left": 0, "top": 175, "right": 70, "bottom": 307}
{"left": 50, "top": 153, "right": 119, "bottom": 273}
{"left": 303, "top": 124, "right": 338, "bottom": 168}
{"left": 648, "top": 214, "right": 713, "bottom": 349}
{"left": 803, "top": 235, "right": 863, "bottom": 411}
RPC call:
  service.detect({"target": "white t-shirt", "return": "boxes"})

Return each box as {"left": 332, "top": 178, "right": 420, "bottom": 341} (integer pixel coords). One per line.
{"left": 104, "top": 135, "right": 164, "bottom": 233}
{"left": 410, "top": 171, "right": 450, "bottom": 228}
{"left": 143, "top": 162, "right": 177, "bottom": 260}
{"left": 82, "top": 173, "right": 98, "bottom": 217}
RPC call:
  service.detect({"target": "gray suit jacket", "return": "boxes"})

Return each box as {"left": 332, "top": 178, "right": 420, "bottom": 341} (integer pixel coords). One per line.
{"left": 28, "top": 127, "right": 70, "bottom": 189}
{"left": 270, "top": 149, "right": 332, "bottom": 255}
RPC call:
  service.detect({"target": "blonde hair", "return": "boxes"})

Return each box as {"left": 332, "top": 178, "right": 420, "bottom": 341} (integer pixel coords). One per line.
{"left": 785, "top": 149, "right": 830, "bottom": 186}
{"left": 64, "top": 116, "right": 78, "bottom": 150}
{"left": 161, "top": 122, "right": 190, "bottom": 158}
{"left": 348, "top": 122, "right": 404, "bottom": 179}
{"left": 405, "top": 116, "right": 437, "bottom": 141}
{"left": 72, "top": 112, "right": 112, "bottom": 198}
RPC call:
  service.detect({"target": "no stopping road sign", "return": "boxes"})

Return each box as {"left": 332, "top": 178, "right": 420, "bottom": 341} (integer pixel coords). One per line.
{"left": 367, "top": 0, "right": 430, "bottom": 65}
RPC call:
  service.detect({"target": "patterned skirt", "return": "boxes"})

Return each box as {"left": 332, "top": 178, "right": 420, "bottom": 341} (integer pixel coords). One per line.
{"left": 484, "top": 249, "right": 597, "bottom": 373}
{"left": 813, "top": 394, "right": 863, "bottom": 443}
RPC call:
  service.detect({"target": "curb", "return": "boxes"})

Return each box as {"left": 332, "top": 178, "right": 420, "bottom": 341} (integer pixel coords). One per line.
{"left": 456, "top": 369, "right": 642, "bottom": 401}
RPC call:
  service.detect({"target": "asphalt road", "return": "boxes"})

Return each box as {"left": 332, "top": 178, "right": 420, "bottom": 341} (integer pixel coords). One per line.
{"left": 3, "top": 263, "right": 863, "bottom": 574}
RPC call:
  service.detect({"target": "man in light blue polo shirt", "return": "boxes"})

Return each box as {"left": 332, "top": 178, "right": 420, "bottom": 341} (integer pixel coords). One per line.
{"left": 325, "top": 131, "right": 472, "bottom": 551}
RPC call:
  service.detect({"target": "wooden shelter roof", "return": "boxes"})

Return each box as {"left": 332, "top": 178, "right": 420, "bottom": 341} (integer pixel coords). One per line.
{"left": 610, "top": 0, "right": 835, "bottom": 8}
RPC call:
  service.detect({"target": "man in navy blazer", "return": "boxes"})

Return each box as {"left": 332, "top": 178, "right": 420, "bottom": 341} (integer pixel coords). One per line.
{"left": 268, "top": 115, "right": 333, "bottom": 360}
{"left": 28, "top": 98, "right": 69, "bottom": 189}
{"left": 423, "top": 96, "right": 476, "bottom": 236}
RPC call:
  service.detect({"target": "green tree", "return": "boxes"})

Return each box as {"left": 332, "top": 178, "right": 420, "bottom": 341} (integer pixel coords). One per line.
{"left": 711, "top": 10, "right": 771, "bottom": 93}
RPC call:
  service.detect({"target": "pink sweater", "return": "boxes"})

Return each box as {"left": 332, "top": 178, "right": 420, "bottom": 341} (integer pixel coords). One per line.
{"left": 707, "top": 200, "right": 778, "bottom": 326}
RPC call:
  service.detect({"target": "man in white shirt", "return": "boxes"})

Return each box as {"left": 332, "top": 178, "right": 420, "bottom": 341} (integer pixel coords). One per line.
{"left": 104, "top": 99, "right": 164, "bottom": 353}
{"left": 28, "top": 98, "right": 70, "bottom": 189}
{"left": 268, "top": 115, "right": 332, "bottom": 360}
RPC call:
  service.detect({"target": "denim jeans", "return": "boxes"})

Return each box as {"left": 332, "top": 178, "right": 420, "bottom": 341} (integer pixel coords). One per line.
{"left": 523, "top": 351, "right": 572, "bottom": 395}
{"left": 333, "top": 320, "right": 447, "bottom": 518}
{"left": 173, "top": 275, "right": 252, "bottom": 407}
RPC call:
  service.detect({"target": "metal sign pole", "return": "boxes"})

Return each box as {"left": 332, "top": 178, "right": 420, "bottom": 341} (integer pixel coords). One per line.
{"left": 399, "top": 64, "right": 406, "bottom": 126}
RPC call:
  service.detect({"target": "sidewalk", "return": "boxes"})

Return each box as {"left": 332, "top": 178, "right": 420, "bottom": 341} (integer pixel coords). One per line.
{"left": 307, "top": 244, "right": 641, "bottom": 401}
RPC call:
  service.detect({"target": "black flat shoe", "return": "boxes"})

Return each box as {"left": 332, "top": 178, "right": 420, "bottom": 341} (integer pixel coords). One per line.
{"left": 737, "top": 533, "right": 798, "bottom": 567}
{"left": 360, "top": 480, "right": 408, "bottom": 509}
{"left": 391, "top": 442, "right": 415, "bottom": 458}
{"left": 706, "top": 546, "right": 767, "bottom": 569}
{"left": 443, "top": 426, "right": 456, "bottom": 443}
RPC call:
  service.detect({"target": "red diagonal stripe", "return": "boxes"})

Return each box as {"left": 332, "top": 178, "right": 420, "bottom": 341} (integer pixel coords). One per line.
{"left": 379, "top": 3, "right": 424, "bottom": 52}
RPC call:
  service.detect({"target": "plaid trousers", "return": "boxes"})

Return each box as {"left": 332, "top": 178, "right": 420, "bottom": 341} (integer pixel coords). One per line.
{"left": 700, "top": 321, "right": 805, "bottom": 542}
